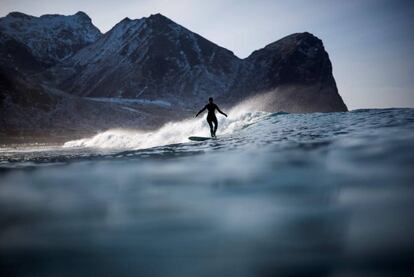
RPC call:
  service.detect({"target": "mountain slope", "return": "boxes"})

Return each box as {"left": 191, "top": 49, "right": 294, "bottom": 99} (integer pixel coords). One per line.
{"left": 50, "top": 13, "right": 240, "bottom": 107}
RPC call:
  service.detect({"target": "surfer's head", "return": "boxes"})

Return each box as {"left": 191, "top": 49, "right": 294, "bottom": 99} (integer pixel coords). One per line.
{"left": 209, "top": 97, "right": 213, "bottom": 103}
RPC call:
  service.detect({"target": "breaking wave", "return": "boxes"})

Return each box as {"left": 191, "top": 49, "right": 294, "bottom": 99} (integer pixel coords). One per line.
{"left": 63, "top": 103, "right": 269, "bottom": 149}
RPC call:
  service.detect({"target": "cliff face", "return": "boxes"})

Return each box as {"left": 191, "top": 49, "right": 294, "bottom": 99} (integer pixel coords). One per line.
{"left": 0, "top": 11, "right": 347, "bottom": 142}
{"left": 231, "top": 33, "right": 347, "bottom": 112}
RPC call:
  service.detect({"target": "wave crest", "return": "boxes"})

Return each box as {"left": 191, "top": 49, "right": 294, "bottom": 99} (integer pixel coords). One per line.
{"left": 63, "top": 106, "right": 268, "bottom": 149}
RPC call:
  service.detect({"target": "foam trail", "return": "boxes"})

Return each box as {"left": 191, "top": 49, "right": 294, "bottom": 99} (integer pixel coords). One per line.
{"left": 63, "top": 103, "right": 269, "bottom": 150}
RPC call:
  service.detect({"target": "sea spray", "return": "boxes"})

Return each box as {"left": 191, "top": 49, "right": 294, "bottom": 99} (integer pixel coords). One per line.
{"left": 63, "top": 109, "right": 268, "bottom": 149}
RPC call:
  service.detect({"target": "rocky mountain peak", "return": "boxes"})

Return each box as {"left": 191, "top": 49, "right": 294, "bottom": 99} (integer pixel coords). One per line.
{"left": 147, "top": 13, "right": 168, "bottom": 20}
{"left": 73, "top": 11, "right": 94, "bottom": 23}
{"left": 6, "top": 12, "right": 33, "bottom": 20}
{"left": 74, "top": 11, "right": 90, "bottom": 19}
{"left": 146, "top": 13, "right": 174, "bottom": 25}
{"left": 0, "top": 11, "right": 102, "bottom": 66}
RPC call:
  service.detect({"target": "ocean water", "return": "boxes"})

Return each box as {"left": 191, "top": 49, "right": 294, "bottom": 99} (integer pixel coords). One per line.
{"left": 1, "top": 108, "right": 414, "bottom": 276}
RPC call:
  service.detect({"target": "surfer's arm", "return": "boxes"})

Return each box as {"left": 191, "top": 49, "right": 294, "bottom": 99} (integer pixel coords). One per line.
{"left": 195, "top": 105, "right": 207, "bottom": 117}
{"left": 216, "top": 106, "right": 227, "bottom": 117}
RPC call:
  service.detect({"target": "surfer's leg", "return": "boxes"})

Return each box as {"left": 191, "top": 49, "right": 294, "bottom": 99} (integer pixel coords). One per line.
{"left": 212, "top": 117, "right": 218, "bottom": 137}
{"left": 207, "top": 118, "right": 214, "bottom": 137}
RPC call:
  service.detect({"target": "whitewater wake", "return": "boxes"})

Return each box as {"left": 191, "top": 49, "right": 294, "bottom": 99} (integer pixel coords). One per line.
{"left": 63, "top": 103, "right": 269, "bottom": 149}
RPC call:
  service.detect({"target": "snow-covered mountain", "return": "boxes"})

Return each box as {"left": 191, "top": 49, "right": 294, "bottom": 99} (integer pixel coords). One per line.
{"left": 0, "top": 11, "right": 101, "bottom": 67}
{"left": 50, "top": 13, "right": 240, "bottom": 107}
{"left": 49, "top": 13, "right": 346, "bottom": 111}
{"left": 0, "top": 11, "right": 347, "bottom": 143}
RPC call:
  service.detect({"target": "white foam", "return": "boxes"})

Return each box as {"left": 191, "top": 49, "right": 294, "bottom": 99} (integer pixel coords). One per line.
{"left": 63, "top": 104, "right": 268, "bottom": 150}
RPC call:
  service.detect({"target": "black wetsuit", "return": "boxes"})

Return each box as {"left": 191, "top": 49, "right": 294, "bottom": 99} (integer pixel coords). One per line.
{"left": 196, "top": 102, "right": 227, "bottom": 137}
{"left": 206, "top": 103, "right": 219, "bottom": 136}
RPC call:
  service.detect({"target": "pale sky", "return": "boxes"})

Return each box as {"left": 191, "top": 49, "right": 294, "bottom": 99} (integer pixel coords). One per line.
{"left": 1, "top": 0, "right": 413, "bottom": 109}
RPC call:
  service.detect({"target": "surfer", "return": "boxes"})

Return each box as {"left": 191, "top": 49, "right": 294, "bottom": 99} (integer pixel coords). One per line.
{"left": 195, "top": 97, "right": 227, "bottom": 137}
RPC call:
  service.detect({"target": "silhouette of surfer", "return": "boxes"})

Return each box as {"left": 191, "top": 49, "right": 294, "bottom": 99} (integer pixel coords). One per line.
{"left": 195, "top": 97, "right": 227, "bottom": 137}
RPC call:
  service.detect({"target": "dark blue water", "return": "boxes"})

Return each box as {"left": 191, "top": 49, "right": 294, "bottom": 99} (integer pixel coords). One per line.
{"left": 1, "top": 108, "right": 414, "bottom": 276}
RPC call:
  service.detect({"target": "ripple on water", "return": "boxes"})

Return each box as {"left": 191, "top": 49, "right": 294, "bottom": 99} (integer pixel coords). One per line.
{"left": 0, "top": 108, "right": 414, "bottom": 276}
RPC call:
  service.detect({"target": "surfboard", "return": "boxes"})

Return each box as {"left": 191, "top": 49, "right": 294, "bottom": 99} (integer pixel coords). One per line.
{"left": 188, "top": 136, "right": 215, "bottom": 141}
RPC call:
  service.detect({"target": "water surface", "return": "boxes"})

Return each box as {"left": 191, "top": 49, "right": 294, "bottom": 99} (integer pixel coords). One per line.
{"left": 1, "top": 108, "right": 414, "bottom": 276}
